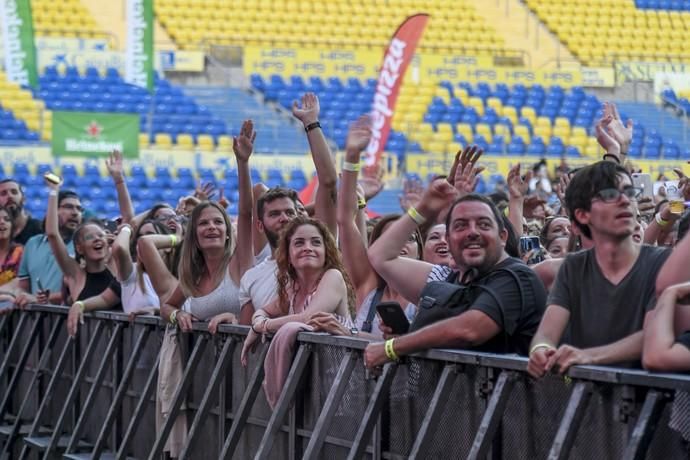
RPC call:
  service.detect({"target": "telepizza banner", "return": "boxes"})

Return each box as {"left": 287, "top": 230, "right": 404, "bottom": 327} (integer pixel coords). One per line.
{"left": 364, "top": 13, "right": 429, "bottom": 166}
{"left": 0, "top": 0, "right": 38, "bottom": 88}
{"left": 51, "top": 112, "right": 140, "bottom": 157}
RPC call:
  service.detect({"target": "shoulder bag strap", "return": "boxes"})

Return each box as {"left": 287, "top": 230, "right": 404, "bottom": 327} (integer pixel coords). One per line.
{"left": 362, "top": 286, "right": 386, "bottom": 333}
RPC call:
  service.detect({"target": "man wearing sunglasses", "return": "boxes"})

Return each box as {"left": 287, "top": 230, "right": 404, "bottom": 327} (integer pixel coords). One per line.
{"left": 528, "top": 161, "right": 671, "bottom": 378}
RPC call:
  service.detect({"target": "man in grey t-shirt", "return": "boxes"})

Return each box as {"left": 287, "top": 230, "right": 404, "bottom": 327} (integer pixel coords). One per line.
{"left": 528, "top": 161, "right": 670, "bottom": 377}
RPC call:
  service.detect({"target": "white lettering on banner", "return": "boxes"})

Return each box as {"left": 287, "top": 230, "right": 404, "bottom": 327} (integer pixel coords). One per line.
{"left": 366, "top": 38, "right": 407, "bottom": 163}
{"left": 1, "top": 0, "right": 29, "bottom": 85}
{"left": 125, "top": 0, "right": 149, "bottom": 88}
{"left": 65, "top": 139, "right": 124, "bottom": 153}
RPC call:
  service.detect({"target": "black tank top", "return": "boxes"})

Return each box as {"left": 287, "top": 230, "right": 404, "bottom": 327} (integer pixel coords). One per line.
{"left": 63, "top": 269, "right": 122, "bottom": 310}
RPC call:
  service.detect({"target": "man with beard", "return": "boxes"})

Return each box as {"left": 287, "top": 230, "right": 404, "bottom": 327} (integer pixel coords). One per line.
{"left": 363, "top": 180, "right": 547, "bottom": 368}
{"left": 10, "top": 190, "right": 83, "bottom": 306}
{"left": 527, "top": 162, "right": 671, "bottom": 378}
{"left": 0, "top": 179, "right": 43, "bottom": 245}
{"left": 238, "top": 187, "right": 299, "bottom": 320}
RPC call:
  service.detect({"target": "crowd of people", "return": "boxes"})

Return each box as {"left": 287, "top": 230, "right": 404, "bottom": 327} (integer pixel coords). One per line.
{"left": 1, "top": 95, "right": 690, "bottom": 445}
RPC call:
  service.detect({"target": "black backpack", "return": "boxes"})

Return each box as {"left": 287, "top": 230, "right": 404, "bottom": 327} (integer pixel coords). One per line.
{"left": 410, "top": 266, "right": 528, "bottom": 336}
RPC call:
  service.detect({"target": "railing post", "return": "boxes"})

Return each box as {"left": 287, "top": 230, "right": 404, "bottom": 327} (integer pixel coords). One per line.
{"left": 548, "top": 381, "right": 593, "bottom": 460}
{"left": 623, "top": 389, "right": 667, "bottom": 460}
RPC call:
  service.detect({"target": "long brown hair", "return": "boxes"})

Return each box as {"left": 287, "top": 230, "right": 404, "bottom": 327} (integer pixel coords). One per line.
{"left": 275, "top": 216, "right": 356, "bottom": 316}
{"left": 177, "top": 201, "right": 235, "bottom": 297}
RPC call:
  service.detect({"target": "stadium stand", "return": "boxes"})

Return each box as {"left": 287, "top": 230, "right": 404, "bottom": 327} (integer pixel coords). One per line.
{"left": 661, "top": 88, "right": 690, "bottom": 119}
{"left": 0, "top": 72, "right": 43, "bottom": 142}
{"left": 31, "top": 0, "right": 107, "bottom": 39}
{"left": 524, "top": 0, "right": 690, "bottom": 65}
{"left": 35, "top": 66, "right": 229, "bottom": 147}
{"left": 154, "top": 0, "right": 512, "bottom": 57}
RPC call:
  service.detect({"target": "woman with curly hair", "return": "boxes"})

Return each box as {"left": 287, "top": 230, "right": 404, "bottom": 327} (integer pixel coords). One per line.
{"left": 242, "top": 216, "right": 355, "bottom": 407}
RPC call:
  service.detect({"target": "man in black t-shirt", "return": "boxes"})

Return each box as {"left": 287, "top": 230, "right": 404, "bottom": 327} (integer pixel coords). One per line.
{"left": 528, "top": 161, "right": 671, "bottom": 378}
{"left": 0, "top": 179, "right": 42, "bottom": 245}
{"left": 363, "top": 174, "right": 546, "bottom": 368}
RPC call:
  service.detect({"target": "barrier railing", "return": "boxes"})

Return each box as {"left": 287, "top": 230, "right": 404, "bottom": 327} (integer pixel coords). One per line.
{"left": 1, "top": 305, "right": 689, "bottom": 459}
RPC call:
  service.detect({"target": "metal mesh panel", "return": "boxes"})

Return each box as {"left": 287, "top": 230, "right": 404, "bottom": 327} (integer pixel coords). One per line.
{"left": 501, "top": 373, "right": 571, "bottom": 459}
{"left": 568, "top": 385, "right": 630, "bottom": 459}
{"left": 645, "top": 395, "right": 690, "bottom": 459}
{"left": 302, "top": 343, "right": 375, "bottom": 459}
{"left": 386, "top": 357, "right": 445, "bottom": 456}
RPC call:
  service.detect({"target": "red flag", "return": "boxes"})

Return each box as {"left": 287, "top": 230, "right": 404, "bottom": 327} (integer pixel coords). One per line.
{"left": 364, "top": 13, "right": 429, "bottom": 166}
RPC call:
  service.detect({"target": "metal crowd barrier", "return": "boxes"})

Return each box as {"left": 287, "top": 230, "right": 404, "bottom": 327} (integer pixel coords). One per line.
{"left": 1, "top": 304, "right": 689, "bottom": 459}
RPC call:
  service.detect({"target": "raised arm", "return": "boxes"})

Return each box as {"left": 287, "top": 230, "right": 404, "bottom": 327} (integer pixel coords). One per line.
{"left": 506, "top": 164, "right": 532, "bottom": 239}
{"left": 337, "top": 116, "right": 378, "bottom": 299}
{"left": 596, "top": 102, "right": 632, "bottom": 164}
{"left": 292, "top": 93, "right": 337, "bottom": 236}
{"left": 643, "top": 282, "right": 690, "bottom": 371}
{"left": 229, "top": 120, "right": 256, "bottom": 282}
{"left": 44, "top": 179, "right": 79, "bottom": 279}
{"left": 106, "top": 150, "right": 135, "bottom": 223}
{"left": 368, "top": 179, "right": 458, "bottom": 302}
{"left": 252, "top": 183, "right": 269, "bottom": 256}
{"left": 111, "top": 224, "right": 134, "bottom": 282}
{"left": 136, "top": 234, "right": 179, "bottom": 302}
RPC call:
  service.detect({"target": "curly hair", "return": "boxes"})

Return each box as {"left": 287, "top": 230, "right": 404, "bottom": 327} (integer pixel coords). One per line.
{"left": 275, "top": 216, "right": 356, "bottom": 317}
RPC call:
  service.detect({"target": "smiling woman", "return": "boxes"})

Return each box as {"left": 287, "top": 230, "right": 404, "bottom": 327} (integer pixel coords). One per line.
{"left": 0, "top": 206, "right": 23, "bottom": 287}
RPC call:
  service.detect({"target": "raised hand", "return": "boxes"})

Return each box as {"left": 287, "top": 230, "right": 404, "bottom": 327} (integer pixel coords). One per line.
{"left": 595, "top": 115, "right": 621, "bottom": 158}
{"left": 448, "top": 145, "right": 484, "bottom": 184}
{"left": 194, "top": 181, "right": 217, "bottom": 201}
{"left": 555, "top": 173, "right": 570, "bottom": 207}
{"left": 507, "top": 163, "right": 532, "bottom": 200}
{"left": 359, "top": 163, "right": 385, "bottom": 201}
{"left": 603, "top": 102, "right": 633, "bottom": 153}
{"left": 105, "top": 150, "right": 125, "bottom": 181}
{"left": 233, "top": 119, "right": 256, "bottom": 163}
{"left": 292, "top": 92, "right": 320, "bottom": 126}
{"left": 398, "top": 177, "right": 424, "bottom": 212}
{"left": 453, "top": 161, "right": 484, "bottom": 197}
{"left": 418, "top": 177, "right": 460, "bottom": 219}
{"left": 345, "top": 115, "right": 372, "bottom": 153}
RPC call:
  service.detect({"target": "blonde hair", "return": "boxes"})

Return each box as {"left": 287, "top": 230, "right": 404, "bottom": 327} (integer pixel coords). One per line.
{"left": 177, "top": 201, "right": 235, "bottom": 296}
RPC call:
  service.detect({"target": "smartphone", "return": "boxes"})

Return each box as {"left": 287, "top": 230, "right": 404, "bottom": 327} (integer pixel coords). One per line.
{"left": 43, "top": 172, "right": 61, "bottom": 185}
{"left": 376, "top": 301, "right": 410, "bottom": 335}
{"left": 520, "top": 236, "right": 544, "bottom": 264}
{"left": 632, "top": 173, "right": 653, "bottom": 200}
{"left": 103, "top": 219, "right": 118, "bottom": 233}
{"left": 36, "top": 277, "right": 44, "bottom": 292}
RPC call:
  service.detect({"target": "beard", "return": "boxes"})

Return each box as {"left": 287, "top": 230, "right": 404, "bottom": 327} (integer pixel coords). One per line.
{"left": 6, "top": 202, "right": 22, "bottom": 219}
{"left": 265, "top": 227, "right": 280, "bottom": 249}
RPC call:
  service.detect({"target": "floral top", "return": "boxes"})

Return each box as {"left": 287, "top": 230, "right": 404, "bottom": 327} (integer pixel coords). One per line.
{"left": 0, "top": 244, "right": 24, "bottom": 286}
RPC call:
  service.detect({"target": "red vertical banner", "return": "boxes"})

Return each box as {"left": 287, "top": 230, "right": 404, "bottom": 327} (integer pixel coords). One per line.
{"left": 364, "top": 14, "right": 429, "bottom": 166}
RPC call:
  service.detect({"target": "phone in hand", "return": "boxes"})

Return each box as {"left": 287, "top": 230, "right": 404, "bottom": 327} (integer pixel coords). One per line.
{"left": 376, "top": 301, "right": 410, "bottom": 335}
{"left": 632, "top": 173, "right": 653, "bottom": 200}
{"left": 43, "top": 172, "right": 61, "bottom": 185}
{"left": 520, "top": 236, "right": 545, "bottom": 264}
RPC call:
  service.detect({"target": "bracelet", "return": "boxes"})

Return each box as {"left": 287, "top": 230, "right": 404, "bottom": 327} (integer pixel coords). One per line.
{"left": 169, "top": 234, "right": 178, "bottom": 247}
{"left": 384, "top": 338, "right": 400, "bottom": 361}
{"left": 407, "top": 206, "right": 427, "bottom": 225}
{"left": 342, "top": 161, "right": 361, "bottom": 172}
{"left": 114, "top": 179, "right": 125, "bottom": 185}
{"left": 655, "top": 213, "right": 670, "bottom": 228}
{"left": 602, "top": 153, "right": 621, "bottom": 164}
{"left": 357, "top": 198, "right": 367, "bottom": 210}
{"left": 304, "top": 121, "right": 321, "bottom": 133}
{"left": 49, "top": 190, "right": 58, "bottom": 197}
{"left": 169, "top": 309, "right": 178, "bottom": 326}
{"left": 529, "top": 342, "right": 554, "bottom": 356}
{"left": 75, "top": 301, "right": 85, "bottom": 313}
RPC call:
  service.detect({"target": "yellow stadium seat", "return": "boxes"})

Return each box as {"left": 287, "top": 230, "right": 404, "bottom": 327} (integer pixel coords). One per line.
{"left": 554, "top": 117, "right": 570, "bottom": 129}
{"left": 468, "top": 97, "right": 484, "bottom": 116}
{"left": 176, "top": 134, "right": 194, "bottom": 149}
{"left": 534, "top": 125, "right": 552, "bottom": 140}
{"left": 520, "top": 107, "right": 537, "bottom": 124}
{"left": 217, "top": 135, "right": 232, "bottom": 151}
{"left": 455, "top": 123, "right": 474, "bottom": 140}
{"left": 153, "top": 133, "right": 173, "bottom": 149}
{"left": 197, "top": 134, "right": 215, "bottom": 150}
{"left": 486, "top": 97, "right": 503, "bottom": 113}
{"left": 475, "top": 124, "right": 493, "bottom": 143}
{"left": 571, "top": 127, "right": 588, "bottom": 138}
{"left": 585, "top": 144, "right": 600, "bottom": 156}
{"left": 426, "top": 141, "right": 447, "bottom": 154}
{"left": 535, "top": 116, "right": 552, "bottom": 128}
{"left": 514, "top": 125, "right": 531, "bottom": 144}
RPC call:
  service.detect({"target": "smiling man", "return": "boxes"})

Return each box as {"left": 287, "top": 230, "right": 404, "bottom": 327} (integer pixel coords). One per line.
{"left": 527, "top": 161, "right": 671, "bottom": 378}
{"left": 0, "top": 179, "right": 43, "bottom": 245}
{"left": 364, "top": 178, "right": 546, "bottom": 368}
{"left": 10, "top": 190, "right": 83, "bottom": 305}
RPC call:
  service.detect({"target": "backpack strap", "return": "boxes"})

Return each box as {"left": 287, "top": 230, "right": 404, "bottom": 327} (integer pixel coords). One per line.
{"left": 361, "top": 286, "right": 386, "bottom": 333}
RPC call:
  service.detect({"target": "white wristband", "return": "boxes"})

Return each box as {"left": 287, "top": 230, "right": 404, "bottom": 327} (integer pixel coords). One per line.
{"left": 49, "top": 190, "right": 58, "bottom": 197}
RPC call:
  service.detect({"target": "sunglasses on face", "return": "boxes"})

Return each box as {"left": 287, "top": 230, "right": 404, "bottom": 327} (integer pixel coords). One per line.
{"left": 594, "top": 186, "right": 642, "bottom": 203}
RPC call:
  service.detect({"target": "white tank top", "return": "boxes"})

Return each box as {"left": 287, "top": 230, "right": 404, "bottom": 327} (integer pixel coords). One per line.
{"left": 182, "top": 270, "right": 241, "bottom": 320}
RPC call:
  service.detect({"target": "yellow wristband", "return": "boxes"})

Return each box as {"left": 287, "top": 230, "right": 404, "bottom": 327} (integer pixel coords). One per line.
{"left": 655, "top": 213, "right": 670, "bottom": 228}
{"left": 529, "top": 343, "right": 554, "bottom": 356}
{"left": 357, "top": 198, "right": 367, "bottom": 210}
{"left": 384, "top": 338, "right": 400, "bottom": 361}
{"left": 407, "top": 206, "right": 427, "bottom": 226}
{"left": 170, "top": 309, "right": 178, "bottom": 325}
{"left": 342, "top": 161, "right": 361, "bottom": 172}
{"left": 170, "top": 234, "right": 178, "bottom": 247}
{"left": 75, "top": 301, "right": 85, "bottom": 313}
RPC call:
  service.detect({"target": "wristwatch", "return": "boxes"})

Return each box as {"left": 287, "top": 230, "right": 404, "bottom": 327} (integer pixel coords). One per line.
{"left": 350, "top": 327, "right": 360, "bottom": 337}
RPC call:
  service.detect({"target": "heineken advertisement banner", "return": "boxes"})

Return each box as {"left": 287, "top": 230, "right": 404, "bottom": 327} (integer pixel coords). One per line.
{"left": 0, "top": 0, "right": 38, "bottom": 87}
{"left": 125, "top": 0, "right": 154, "bottom": 92}
{"left": 51, "top": 112, "right": 140, "bottom": 157}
